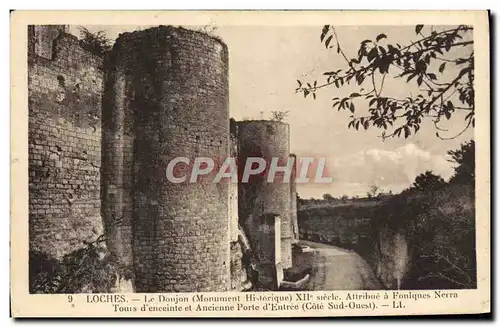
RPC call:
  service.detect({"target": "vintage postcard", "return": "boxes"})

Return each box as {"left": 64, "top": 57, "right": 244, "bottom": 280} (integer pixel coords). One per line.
{"left": 10, "top": 10, "right": 490, "bottom": 318}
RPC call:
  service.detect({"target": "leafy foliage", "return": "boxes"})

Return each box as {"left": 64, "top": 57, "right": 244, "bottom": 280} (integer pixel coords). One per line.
{"left": 367, "top": 184, "right": 382, "bottom": 198}
{"left": 297, "top": 25, "right": 474, "bottom": 139}
{"left": 270, "top": 110, "right": 290, "bottom": 122}
{"left": 29, "top": 216, "right": 130, "bottom": 293}
{"left": 78, "top": 26, "right": 112, "bottom": 57}
{"left": 411, "top": 170, "right": 446, "bottom": 192}
{"left": 297, "top": 142, "right": 475, "bottom": 290}
{"left": 448, "top": 140, "right": 475, "bottom": 185}
{"left": 322, "top": 193, "right": 334, "bottom": 201}
{"left": 195, "top": 23, "right": 219, "bottom": 35}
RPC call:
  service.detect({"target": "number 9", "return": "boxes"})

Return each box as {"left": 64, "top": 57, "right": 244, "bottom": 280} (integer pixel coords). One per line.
{"left": 68, "top": 295, "right": 73, "bottom": 303}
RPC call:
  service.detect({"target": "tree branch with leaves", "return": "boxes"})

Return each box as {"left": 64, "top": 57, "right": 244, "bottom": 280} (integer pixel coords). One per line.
{"left": 296, "top": 25, "right": 474, "bottom": 140}
{"left": 270, "top": 110, "right": 290, "bottom": 122}
{"left": 78, "top": 26, "right": 112, "bottom": 57}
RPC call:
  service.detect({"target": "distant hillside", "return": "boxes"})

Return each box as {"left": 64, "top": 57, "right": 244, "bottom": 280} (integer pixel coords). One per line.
{"left": 298, "top": 194, "right": 392, "bottom": 211}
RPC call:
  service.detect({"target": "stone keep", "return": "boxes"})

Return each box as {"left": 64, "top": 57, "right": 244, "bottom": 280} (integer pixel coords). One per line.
{"left": 102, "top": 26, "right": 231, "bottom": 292}
{"left": 236, "top": 120, "right": 293, "bottom": 270}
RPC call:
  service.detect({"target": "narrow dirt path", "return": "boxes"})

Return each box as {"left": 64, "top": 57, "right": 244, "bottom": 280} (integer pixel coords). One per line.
{"left": 291, "top": 240, "right": 382, "bottom": 291}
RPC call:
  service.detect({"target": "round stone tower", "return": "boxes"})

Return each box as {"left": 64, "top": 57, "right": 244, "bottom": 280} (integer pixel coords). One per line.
{"left": 236, "top": 120, "right": 293, "bottom": 271}
{"left": 102, "top": 26, "right": 230, "bottom": 292}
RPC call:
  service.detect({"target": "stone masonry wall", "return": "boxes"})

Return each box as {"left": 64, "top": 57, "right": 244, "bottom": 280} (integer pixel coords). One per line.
{"left": 103, "top": 26, "right": 231, "bottom": 292}
{"left": 290, "top": 153, "right": 298, "bottom": 243}
{"left": 28, "top": 26, "right": 104, "bottom": 259}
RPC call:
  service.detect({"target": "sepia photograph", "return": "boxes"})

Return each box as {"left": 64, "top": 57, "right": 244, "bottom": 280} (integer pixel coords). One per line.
{"left": 11, "top": 10, "right": 490, "bottom": 317}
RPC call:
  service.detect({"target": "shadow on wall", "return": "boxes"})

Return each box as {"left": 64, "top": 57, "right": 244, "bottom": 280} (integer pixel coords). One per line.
{"left": 298, "top": 202, "right": 382, "bottom": 267}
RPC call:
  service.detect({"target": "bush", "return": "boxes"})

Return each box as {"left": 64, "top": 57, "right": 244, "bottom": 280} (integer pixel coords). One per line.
{"left": 78, "top": 26, "right": 112, "bottom": 57}
{"left": 375, "top": 183, "right": 476, "bottom": 289}
{"left": 29, "top": 241, "right": 129, "bottom": 294}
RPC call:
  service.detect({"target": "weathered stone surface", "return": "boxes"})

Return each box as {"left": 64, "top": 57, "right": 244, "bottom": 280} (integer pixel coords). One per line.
{"left": 28, "top": 25, "right": 104, "bottom": 260}
{"left": 102, "top": 26, "right": 231, "bottom": 292}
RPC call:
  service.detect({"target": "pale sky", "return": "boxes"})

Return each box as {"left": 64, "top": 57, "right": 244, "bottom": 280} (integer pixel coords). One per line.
{"left": 70, "top": 25, "right": 474, "bottom": 198}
